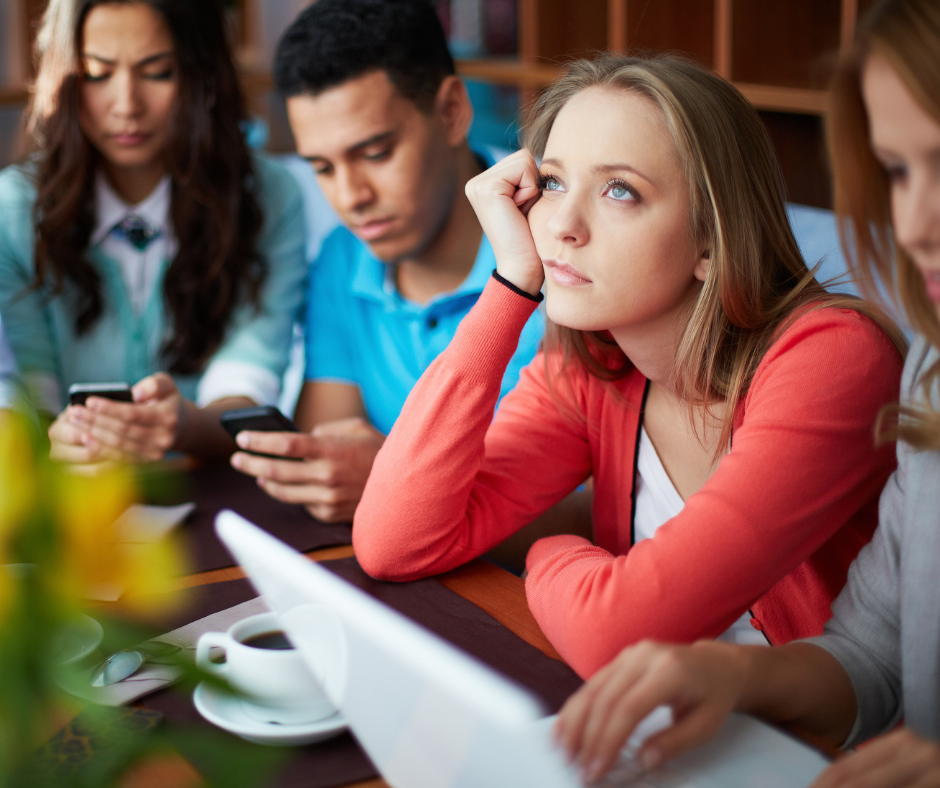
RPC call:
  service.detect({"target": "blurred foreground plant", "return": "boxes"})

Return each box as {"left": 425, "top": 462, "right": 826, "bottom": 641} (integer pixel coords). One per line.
{"left": 0, "top": 409, "right": 282, "bottom": 788}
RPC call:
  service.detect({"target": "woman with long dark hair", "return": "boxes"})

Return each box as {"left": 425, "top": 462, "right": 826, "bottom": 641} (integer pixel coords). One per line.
{"left": 0, "top": 0, "right": 306, "bottom": 461}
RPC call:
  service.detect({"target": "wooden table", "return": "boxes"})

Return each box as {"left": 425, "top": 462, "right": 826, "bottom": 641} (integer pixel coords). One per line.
{"left": 123, "top": 544, "right": 562, "bottom": 788}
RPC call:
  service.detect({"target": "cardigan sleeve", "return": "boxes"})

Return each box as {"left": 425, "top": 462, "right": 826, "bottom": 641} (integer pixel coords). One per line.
{"left": 195, "top": 155, "right": 308, "bottom": 406}
{"left": 524, "top": 307, "right": 902, "bottom": 677}
{"left": 0, "top": 166, "right": 63, "bottom": 411}
{"left": 353, "top": 276, "right": 592, "bottom": 579}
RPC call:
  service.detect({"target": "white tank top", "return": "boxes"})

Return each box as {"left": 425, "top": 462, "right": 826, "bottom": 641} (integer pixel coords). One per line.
{"left": 634, "top": 428, "right": 768, "bottom": 646}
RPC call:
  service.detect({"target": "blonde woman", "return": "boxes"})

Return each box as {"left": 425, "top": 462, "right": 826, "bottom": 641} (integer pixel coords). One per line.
{"left": 353, "top": 55, "right": 905, "bottom": 680}
{"left": 552, "top": 1, "right": 940, "bottom": 784}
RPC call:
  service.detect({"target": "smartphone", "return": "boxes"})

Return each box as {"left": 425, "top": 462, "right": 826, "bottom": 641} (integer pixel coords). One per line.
{"left": 220, "top": 406, "right": 301, "bottom": 460}
{"left": 68, "top": 382, "right": 133, "bottom": 407}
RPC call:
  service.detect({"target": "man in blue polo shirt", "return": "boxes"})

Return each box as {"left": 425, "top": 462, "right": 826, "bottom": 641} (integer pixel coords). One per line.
{"left": 231, "top": 0, "right": 543, "bottom": 524}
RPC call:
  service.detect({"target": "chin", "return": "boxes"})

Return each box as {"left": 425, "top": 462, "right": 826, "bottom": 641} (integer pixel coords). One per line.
{"left": 367, "top": 234, "right": 423, "bottom": 264}
{"left": 544, "top": 290, "right": 606, "bottom": 332}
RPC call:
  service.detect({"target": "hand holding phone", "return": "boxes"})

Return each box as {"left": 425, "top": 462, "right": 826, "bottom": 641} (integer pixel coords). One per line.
{"left": 220, "top": 406, "right": 300, "bottom": 459}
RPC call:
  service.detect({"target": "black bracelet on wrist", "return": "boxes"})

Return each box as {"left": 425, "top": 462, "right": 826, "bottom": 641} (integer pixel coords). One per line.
{"left": 491, "top": 270, "right": 544, "bottom": 303}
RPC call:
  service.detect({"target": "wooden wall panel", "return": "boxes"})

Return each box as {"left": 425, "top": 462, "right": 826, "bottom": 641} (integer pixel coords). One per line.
{"left": 620, "top": 0, "right": 714, "bottom": 68}
{"left": 521, "top": 0, "right": 607, "bottom": 62}
{"left": 759, "top": 110, "right": 831, "bottom": 208}
{"left": 732, "top": 0, "right": 841, "bottom": 89}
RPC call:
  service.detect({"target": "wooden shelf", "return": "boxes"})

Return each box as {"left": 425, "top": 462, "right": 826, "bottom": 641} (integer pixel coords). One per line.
{"left": 0, "top": 85, "right": 28, "bottom": 107}
{"left": 456, "top": 58, "right": 559, "bottom": 86}
{"left": 733, "top": 83, "right": 829, "bottom": 115}
{"left": 456, "top": 59, "right": 830, "bottom": 116}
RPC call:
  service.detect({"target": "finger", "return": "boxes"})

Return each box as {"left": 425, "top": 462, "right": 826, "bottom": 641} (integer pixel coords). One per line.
{"left": 231, "top": 452, "right": 337, "bottom": 484}
{"left": 257, "top": 478, "right": 347, "bottom": 507}
{"left": 637, "top": 703, "right": 729, "bottom": 773}
{"left": 50, "top": 437, "right": 103, "bottom": 463}
{"left": 578, "top": 650, "right": 662, "bottom": 770}
{"left": 512, "top": 155, "right": 541, "bottom": 206}
{"left": 74, "top": 409, "right": 172, "bottom": 456}
{"left": 73, "top": 409, "right": 168, "bottom": 459}
{"left": 132, "top": 371, "right": 177, "bottom": 403}
{"left": 556, "top": 658, "right": 622, "bottom": 761}
{"left": 85, "top": 397, "right": 169, "bottom": 426}
{"left": 235, "top": 430, "right": 322, "bottom": 459}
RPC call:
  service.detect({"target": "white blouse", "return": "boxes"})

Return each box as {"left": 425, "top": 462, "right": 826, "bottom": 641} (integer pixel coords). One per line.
{"left": 634, "top": 427, "right": 768, "bottom": 646}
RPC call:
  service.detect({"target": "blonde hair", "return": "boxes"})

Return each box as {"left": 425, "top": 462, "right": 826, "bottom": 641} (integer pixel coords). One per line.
{"left": 524, "top": 54, "right": 905, "bottom": 455}
{"left": 828, "top": 0, "right": 940, "bottom": 449}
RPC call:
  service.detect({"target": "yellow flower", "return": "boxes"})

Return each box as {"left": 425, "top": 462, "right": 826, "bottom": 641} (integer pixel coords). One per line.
{"left": 0, "top": 412, "right": 37, "bottom": 540}
{"left": 53, "top": 466, "right": 188, "bottom": 612}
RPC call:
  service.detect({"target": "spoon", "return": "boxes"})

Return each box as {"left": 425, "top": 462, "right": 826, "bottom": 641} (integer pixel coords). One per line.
{"left": 90, "top": 641, "right": 181, "bottom": 687}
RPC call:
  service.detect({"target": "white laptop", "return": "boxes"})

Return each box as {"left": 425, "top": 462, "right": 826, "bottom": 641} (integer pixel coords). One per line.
{"left": 215, "top": 510, "right": 830, "bottom": 788}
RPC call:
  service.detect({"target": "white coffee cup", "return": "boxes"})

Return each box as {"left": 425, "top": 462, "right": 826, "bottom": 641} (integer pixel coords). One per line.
{"left": 196, "top": 612, "right": 336, "bottom": 725}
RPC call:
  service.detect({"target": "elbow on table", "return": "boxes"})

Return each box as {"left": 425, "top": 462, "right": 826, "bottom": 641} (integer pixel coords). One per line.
{"left": 352, "top": 521, "right": 422, "bottom": 582}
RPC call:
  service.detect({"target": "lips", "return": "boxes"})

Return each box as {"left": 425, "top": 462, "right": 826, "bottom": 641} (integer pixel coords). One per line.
{"left": 921, "top": 267, "right": 940, "bottom": 304}
{"left": 351, "top": 218, "right": 395, "bottom": 242}
{"left": 110, "top": 132, "right": 151, "bottom": 146}
{"left": 543, "top": 258, "right": 592, "bottom": 286}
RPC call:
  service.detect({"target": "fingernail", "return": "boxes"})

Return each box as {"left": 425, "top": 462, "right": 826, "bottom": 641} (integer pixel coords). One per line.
{"left": 236, "top": 433, "right": 249, "bottom": 448}
{"left": 230, "top": 453, "right": 242, "bottom": 469}
{"left": 640, "top": 747, "right": 661, "bottom": 771}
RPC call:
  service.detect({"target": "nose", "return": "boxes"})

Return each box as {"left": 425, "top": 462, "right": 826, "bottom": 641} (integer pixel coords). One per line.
{"left": 545, "top": 188, "right": 590, "bottom": 247}
{"left": 110, "top": 69, "right": 143, "bottom": 119}
{"left": 333, "top": 165, "right": 375, "bottom": 215}
{"left": 893, "top": 169, "right": 940, "bottom": 257}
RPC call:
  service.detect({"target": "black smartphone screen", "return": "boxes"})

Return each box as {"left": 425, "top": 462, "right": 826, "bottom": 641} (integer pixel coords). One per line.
{"left": 220, "top": 406, "right": 301, "bottom": 460}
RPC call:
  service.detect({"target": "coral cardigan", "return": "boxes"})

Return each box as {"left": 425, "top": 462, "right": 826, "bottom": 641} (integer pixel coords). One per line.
{"left": 354, "top": 277, "right": 903, "bottom": 678}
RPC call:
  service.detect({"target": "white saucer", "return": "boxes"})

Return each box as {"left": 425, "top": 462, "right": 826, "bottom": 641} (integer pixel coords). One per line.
{"left": 193, "top": 682, "right": 347, "bottom": 747}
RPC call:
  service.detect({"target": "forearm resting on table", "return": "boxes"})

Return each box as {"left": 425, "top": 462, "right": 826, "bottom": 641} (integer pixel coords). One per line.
{"left": 737, "top": 641, "right": 857, "bottom": 747}
{"left": 176, "top": 396, "right": 255, "bottom": 458}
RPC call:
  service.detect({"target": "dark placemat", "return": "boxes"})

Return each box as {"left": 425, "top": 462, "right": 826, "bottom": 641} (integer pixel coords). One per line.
{"left": 146, "top": 464, "right": 353, "bottom": 574}
{"left": 143, "top": 559, "right": 582, "bottom": 787}
{"left": 324, "top": 557, "right": 584, "bottom": 714}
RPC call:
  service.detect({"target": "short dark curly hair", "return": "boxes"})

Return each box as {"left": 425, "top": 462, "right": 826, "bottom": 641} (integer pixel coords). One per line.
{"left": 274, "top": 0, "right": 455, "bottom": 111}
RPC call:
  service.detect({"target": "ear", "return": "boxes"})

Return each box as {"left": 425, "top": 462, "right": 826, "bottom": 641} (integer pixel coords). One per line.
{"left": 434, "top": 75, "right": 474, "bottom": 147}
{"left": 693, "top": 248, "right": 710, "bottom": 282}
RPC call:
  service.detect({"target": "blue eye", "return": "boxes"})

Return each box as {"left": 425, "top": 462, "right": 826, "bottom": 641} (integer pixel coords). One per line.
{"left": 539, "top": 174, "right": 564, "bottom": 193}
{"left": 606, "top": 179, "right": 636, "bottom": 202}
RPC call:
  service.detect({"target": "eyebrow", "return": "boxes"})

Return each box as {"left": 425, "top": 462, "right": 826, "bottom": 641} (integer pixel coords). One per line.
{"left": 540, "top": 157, "right": 654, "bottom": 185}
{"left": 304, "top": 131, "right": 396, "bottom": 163}
{"left": 81, "top": 52, "right": 174, "bottom": 68}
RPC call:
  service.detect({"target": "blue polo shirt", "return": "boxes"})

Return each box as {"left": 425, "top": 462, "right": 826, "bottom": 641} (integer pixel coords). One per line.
{"left": 304, "top": 197, "right": 544, "bottom": 435}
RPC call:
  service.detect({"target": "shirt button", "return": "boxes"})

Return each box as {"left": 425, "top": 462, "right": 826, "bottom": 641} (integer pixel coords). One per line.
{"left": 749, "top": 617, "right": 763, "bottom": 631}
{"left": 427, "top": 317, "right": 438, "bottom": 329}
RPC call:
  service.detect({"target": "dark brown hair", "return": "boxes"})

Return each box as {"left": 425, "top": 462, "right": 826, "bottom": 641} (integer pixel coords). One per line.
{"left": 828, "top": 0, "right": 940, "bottom": 449}
{"left": 27, "top": 0, "right": 265, "bottom": 375}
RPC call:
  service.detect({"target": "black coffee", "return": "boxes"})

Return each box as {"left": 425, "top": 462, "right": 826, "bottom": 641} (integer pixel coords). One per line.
{"left": 242, "top": 630, "right": 293, "bottom": 650}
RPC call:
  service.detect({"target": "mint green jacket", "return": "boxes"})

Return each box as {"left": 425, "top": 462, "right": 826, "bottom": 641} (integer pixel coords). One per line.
{"left": 0, "top": 154, "right": 307, "bottom": 411}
